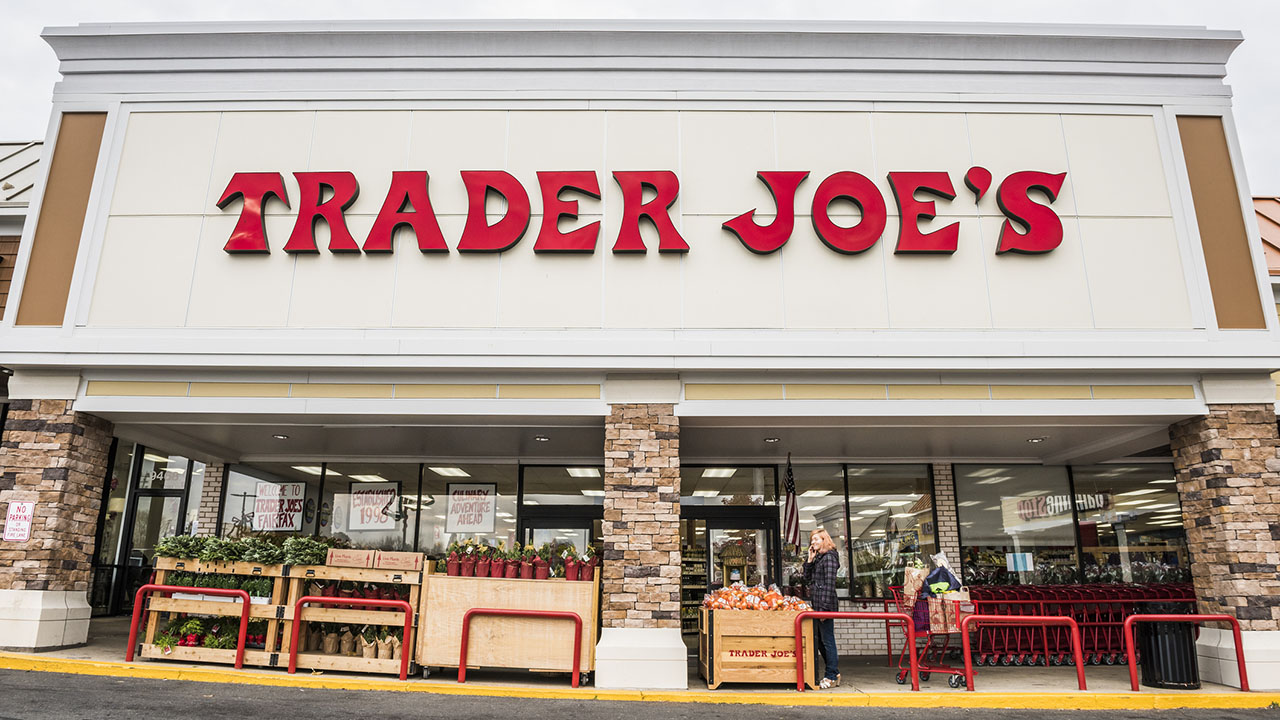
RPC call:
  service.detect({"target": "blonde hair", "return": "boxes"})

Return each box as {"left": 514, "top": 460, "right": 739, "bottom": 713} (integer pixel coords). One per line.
{"left": 809, "top": 528, "right": 836, "bottom": 554}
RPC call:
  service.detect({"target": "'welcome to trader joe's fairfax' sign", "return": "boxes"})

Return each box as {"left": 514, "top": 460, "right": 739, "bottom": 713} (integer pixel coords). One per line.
{"left": 216, "top": 167, "right": 1064, "bottom": 257}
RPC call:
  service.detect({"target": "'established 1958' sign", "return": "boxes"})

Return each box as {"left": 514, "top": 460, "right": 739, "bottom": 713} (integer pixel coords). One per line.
{"left": 216, "top": 167, "right": 1065, "bottom": 258}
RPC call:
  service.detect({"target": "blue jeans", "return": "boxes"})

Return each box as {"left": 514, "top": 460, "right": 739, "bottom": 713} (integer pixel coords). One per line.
{"left": 814, "top": 617, "right": 839, "bottom": 680}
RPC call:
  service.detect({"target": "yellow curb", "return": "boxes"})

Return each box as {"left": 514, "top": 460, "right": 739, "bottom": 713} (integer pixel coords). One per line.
{"left": 0, "top": 653, "right": 1275, "bottom": 709}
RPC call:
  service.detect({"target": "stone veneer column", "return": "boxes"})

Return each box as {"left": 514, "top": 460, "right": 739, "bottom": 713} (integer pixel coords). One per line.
{"left": 1169, "top": 403, "right": 1280, "bottom": 689}
{"left": 0, "top": 399, "right": 113, "bottom": 650}
{"left": 930, "top": 463, "right": 961, "bottom": 565}
{"left": 194, "top": 464, "right": 226, "bottom": 538}
{"left": 595, "top": 402, "right": 687, "bottom": 689}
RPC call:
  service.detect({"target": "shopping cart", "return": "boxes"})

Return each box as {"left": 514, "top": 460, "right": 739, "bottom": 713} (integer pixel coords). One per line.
{"left": 890, "top": 585, "right": 970, "bottom": 688}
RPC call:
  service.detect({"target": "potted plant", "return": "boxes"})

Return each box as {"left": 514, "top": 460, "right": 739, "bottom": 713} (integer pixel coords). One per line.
{"left": 338, "top": 580, "right": 355, "bottom": 599}
{"left": 534, "top": 544, "right": 552, "bottom": 580}
{"left": 491, "top": 541, "right": 507, "bottom": 579}
{"left": 520, "top": 544, "right": 536, "bottom": 579}
{"left": 460, "top": 539, "right": 477, "bottom": 577}
{"left": 476, "top": 543, "right": 491, "bottom": 578}
{"left": 446, "top": 546, "right": 460, "bottom": 576}
{"left": 562, "top": 548, "right": 579, "bottom": 583}
{"left": 360, "top": 625, "right": 378, "bottom": 658}
{"left": 580, "top": 544, "right": 599, "bottom": 581}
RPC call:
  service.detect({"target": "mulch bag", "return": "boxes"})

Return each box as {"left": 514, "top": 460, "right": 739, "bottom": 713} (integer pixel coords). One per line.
{"left": 307, "top": 626, "right": 323, "bottom": 652}
{"left": 321, "top": 632, "right": 339, "bottom": 655}
{"left": 377, "top": 636, "right": 394, "bottom": 660}
{"left": 361, "top": 636, "right": 377, "bottom": 659}
{"left": 339, "top": 629, "right": 356, "bottom": 656}
{"left": 391, "top": 636, "right": 402, "bottom": 660}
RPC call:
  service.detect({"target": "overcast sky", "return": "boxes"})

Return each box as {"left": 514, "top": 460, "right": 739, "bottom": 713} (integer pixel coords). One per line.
{"left": 4, "top": 1, "right": 1280, "bottom": 192}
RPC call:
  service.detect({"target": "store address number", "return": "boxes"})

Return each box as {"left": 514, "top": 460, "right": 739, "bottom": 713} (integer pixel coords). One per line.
{"left": 216, "top": 167, "right": 1065, "bottom": 257}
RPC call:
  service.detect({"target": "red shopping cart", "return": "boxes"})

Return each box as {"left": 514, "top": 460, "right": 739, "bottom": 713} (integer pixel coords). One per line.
{"left": 891, "top": 585, "right": 971, "bottom": 689}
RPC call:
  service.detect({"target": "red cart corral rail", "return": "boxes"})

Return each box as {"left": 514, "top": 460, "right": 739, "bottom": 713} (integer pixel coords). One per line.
{"left": 126, "top": 584, "right": 251, "bottom": 669}
{"left": 793, "top": 610, "right": 919, "bottom": 692}
{"left": 459, "top": 608, "right": 583, "bottom": 688}
{"left": 1122, "top": 614, "right": 1249, "bottom": 692}
{"left": 960, "top": 614, "right": 1087, "bottom": 692}
{"left": 287, "top": 596, "right": 414, "bottom": 681}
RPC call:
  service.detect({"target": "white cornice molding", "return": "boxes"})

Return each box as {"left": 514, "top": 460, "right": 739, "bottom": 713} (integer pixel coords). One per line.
{"left": 39, "top": 20, "right": 1243, "bottom": 102}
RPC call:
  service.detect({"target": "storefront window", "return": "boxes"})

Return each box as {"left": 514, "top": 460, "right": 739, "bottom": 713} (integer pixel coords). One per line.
{"left": 418, "top": 464, "right": 518, "bottom": 556}
{"left": 97, "top": 442, "right": 133, "bottom": 564}
{"left": 681, "top": 466, "right": 776, "bottom": 506}
{"left": 136, "top": 450, "right": 190, "bottom": 490}
{"left": 521, "top": 465, "right": 604, "bottom": 506}
{"left": 221, "top": 464, "right": 323, "bottom": 539}
{"left": 322, "top": 463, "right": 418, "bottom": 551}
{"left": 779, "top": 464, "right": 848, "bottom": 597}
{"left": 1071, "top": 464, "right": 1190, "bottom": 584}
{"left": 847, "top": 465, "right": 935, "bottom": 597}
{"left": 183, "top": 461, "right": 206, "bottom": 535}
{"left": 956, "top": 465, "right": 1078, "bottom": 586}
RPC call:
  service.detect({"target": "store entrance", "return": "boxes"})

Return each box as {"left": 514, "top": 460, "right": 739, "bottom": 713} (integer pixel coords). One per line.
{"left": 680, "top": 510, "right": 780, "bottom": 636}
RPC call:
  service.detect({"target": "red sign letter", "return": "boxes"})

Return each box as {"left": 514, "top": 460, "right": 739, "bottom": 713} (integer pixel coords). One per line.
{"left": 363, "top": 171, "right": 447, "bottom": 253}
{"left": 723, "top": 171, "right": 809, "bottom": 254}
{"left": 811, "top": 171, "right": 887, "bottom": 255}
{"left": 533, "top": 171, "right": 601, "bottom": 253}
{"left": 457, "top": 171, "right": 531, "bottom": 253}
{"left": 284, "top": 172, "right": 360, "bottom": 254}
{"left": 888, "top": 171, "right": 959, "bottom": 254}
{"left": 612, "top": 171, "right": 689, "bottom": 254}
{"left": 216, "top": 172, "right": 289, "bottom": 254}
{"left": 995, "top": 171, "right": 1067, "bottom": 255}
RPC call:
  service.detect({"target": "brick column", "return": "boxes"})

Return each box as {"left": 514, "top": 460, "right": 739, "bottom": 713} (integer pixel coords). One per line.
{"left": 0, "top": 399, "right": 113, "bottom": 650}
{"left": 931, "top": 463, "right": 961, "bottom": 563}
{"left": 1169, "top": 405, "right": 1280, "bottom": 627}
{"left": 1170, "top": 403, "right": 1280, "bottom": 689}
{"left": 602, "top": 403, "right": 680, "bottom": 629}
{"left": 0, "top": 400, "right": 114, "bottom": 593}
{"left": 194, "top": 464, "right": 226, "bottom": 538}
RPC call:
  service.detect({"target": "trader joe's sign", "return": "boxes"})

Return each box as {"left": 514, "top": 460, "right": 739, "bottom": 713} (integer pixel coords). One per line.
{"left": 446, "top": 483, "right": 496, "bottom": 534}
{"left": 349, "top": 482, "right": 399, "bottom": 531}
{"left": 252, "top": 482, "right": 304, "bottom": 532}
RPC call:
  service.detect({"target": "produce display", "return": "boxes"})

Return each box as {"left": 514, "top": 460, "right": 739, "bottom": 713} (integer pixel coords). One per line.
{"left": 154, "top": 534, "right": 337, "bottom": 566}
{"left": 701, "top": 583, "right": 812, "bottom": 611}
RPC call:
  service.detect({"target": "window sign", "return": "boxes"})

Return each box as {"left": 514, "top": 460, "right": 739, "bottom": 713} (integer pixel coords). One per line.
{"left": 252, "top": 482, "right": 305, "bottom": 532}
{"left": 349, "top": 482, "right": 399, "bottom": 531}
{"left": 446, "top": 483, "right": 496, "bottom": 534}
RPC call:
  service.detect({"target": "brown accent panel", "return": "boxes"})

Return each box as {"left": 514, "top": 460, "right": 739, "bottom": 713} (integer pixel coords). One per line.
{"left": 1177, "top": 115, "right": 1266, "bottom": 329}
{"left": 0, "top": 236, "right": 19, "bottom": 319}
{"left": 15, "top": 113, "right": 107, "bottom": 326}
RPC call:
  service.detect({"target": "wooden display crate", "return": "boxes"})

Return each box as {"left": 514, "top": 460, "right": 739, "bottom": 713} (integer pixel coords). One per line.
{"left": 416, "top": 567, "right": 599, "bottom": 680}
{"left": 282, "top": 565, "right": 422, "bottom": 675}
{"left": 699, "top": 608, "right": 816, "bottom": 690}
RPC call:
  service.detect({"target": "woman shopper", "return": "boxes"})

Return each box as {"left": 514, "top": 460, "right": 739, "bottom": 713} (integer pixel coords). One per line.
{"left": 803, "top": 528, "right": 841, "bottom": 689}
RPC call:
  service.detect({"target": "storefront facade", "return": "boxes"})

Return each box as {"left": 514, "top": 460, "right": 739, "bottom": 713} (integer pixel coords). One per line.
{"left": 1, "top": 20, "right": 1278, "bottom": 689}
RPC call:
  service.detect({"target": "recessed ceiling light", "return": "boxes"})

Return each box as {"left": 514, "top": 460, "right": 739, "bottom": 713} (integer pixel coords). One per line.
{"left": 349, "top": 474, "right": 386, "bottom": 483}
{"left": 958, "top": 501, "right": 980, "bottom": 507}
{"left": 800, "top": 490, "right": 832, "bottom": 498}
{"left": 581, "top": 490, "right": 605, "bottom": 497}
{"left": 524, "top": 499, "right": 539, "bottom": 505}
{"left": 429, "top": 467, "right": 470, "bottom": 477}
{"left": 975, "top": 477, "right": 1008, "bottom": 485}
{"left": 983, "top": 505, "right": 1000, "bottom": 511}
{"left": 566, "top": 468, "right": 600, "bottom": 478}
{"left": 1118, "top": 489, "right": 1160, "bottom": 497}
{"left": 434, "top": 514, "right": 445, "bottom": 519}
{"left": 162, "top": 467, "right": 185, "bottom": 474}
{"left": 858, "top": 509, "right": 884, "bottom": 515}
{"left": 496, "top": 512, "right": 514, "bottom": 518}
{"left": 701, "top": 468, "right": 737, "bottom": 478}
{"left": 273, "top": 434, "right": 289, "bottom": 440}
{"left": 1149, "top": 479, "right": 1177, "bottom": 485}
{"left": 764, "top": 437, "right": 780, "bottom": 443}
{"left": 880, "top": 500, "right": 911, "bottom": 507}
{"left": 800, "top": 505, "right": 825, "bottom": 512}
{"left": 144, "top": 453, "right": 172, "bottom": 463}
{"left": 534, "top": 435, "right": 550, "bottom": 442}
{"left": 692, "top": 490, "right": 720, "bottom": 497}
{"left": 292, "top": 466, "right": 325, "bottom": 475}
{"left": 891, "top": 513, "right": 914, "bottom": 518}
{"left": 1027, "top": 437, "right": 1048, "bottom": 444}
{"left": 1118, "top": 500, "right": 1153, "bottom": 506}
{"left": 969, "top": 468, "right": 1004, "bottom": 478}
{"left": 849, "top": 496, "right": 874, "bottom": 502}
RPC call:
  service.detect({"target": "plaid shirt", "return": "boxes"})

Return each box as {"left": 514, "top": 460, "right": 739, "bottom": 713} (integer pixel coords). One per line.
{"left": 803, "top": 549, "right": 840, "bottom": 612}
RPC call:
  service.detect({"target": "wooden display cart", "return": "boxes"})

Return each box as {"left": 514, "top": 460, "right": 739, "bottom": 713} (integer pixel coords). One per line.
{"left": 286, "top": 564, "right": 423, "bottom": 676}
{"left": 416, "top": 566, "right": 600, "bottom": 683}
{"left": 699, "top": 608, "right": 816, "bottom": 690}
{"left": 141, "top": 558, "right": 288, "bottom": 668}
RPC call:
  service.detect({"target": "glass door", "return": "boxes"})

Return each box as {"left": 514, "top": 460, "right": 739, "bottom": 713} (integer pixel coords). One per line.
{"left": 707, "top": 517, "right": 777, "bottom": 590}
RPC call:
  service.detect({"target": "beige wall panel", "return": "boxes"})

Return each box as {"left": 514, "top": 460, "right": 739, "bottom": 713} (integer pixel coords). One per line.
{"left": 679, "top": 112, "right": 775, "bottom": 216}
{"left": 188, "top": 382, "right": 291, "bottom": 398}
{"left": 85, "top": 380, "right": 189, "bottom": 396}
{"left": 684, "top": 383, "right": 785, "bottom": 400}
{"left": 203, "top": 111, "right": 314, "bottom": 216}
{"left": 497, "top": 218, "right": 604, "bottom": 328}
{"left": 785, "top": 384, "right": 886, "bottom": 400}
{"left": 888, "top": 384, "right": 991, "bottom": 400}
{"left": 308, "top": 110, "right": 412, "bottom": 217}
{"left": 110, "top": 112, "right": 220, "bottom": 216}
{"left": 981, "top": 217, "right": 1093, "bottom": 329}
{"left": 391, "top": 216, "right": 499, "bottom": 328}
{"left": 604, "top": 111, "right": 682, "bottom": 236}
{"left": 497, "top": 384, "right": 600, "bottom": 399}
{"left": 780, "top": 230, "right": 890, "bottom": 329}
{"left": 966, "top": 113, "right": 1077, "bottom": 216}
{"left": 602, "top": 253, "right": 684, "bottom": 329}
{"left": 186, "top": 214, "right": 295, "bottom": 327}
{"left": 508, "top": 111, "right": 606, "bottom": 216}
{"left": 883, "top": 216, "right": 992, "bottom": 329}
{"left": 287, "top": 216, "right": 396, "bottom": 327}
{"left": 87, "top": 216, "right": 202, "bottom": 326}
{"left": 1062, "top": 114, "right": 1172, "bottom": 217}
{"left": 291, "top": 383, "right": 394, "bottom": 399}
{"left": 1091, "top": 384, "right": 1196, "bottom": 400}
{"left": 989, "top": 385, "right": 1093, "bottom": 400}
{"left": 681, "top": 216, "right": 783, "bottom": 328}
{"left": 1078, "top": 217, "right": 1193, "bottom": 329}
{"left": 872, "top": 113, "right": 976, "bottom": 217}
{"left": 776, "top": 112, "right": 875, "bottom": 219}
{"left": 406, "top": 111, "right": 508, "bottom": 218}
{"left": 395, "top": 384, "right": 497, "bottom": 399}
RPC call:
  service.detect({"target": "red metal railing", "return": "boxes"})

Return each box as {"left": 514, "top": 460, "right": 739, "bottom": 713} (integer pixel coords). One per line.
{"left": 960, "top": 614, "right": 1086, "bottom": 692}
{"left": 125, "top": 584, "right": 251, "bottom": 669}
{"left": 459, "top": 608, "right": 583, "bottom": 688}
{"left": 1122, "top": 614, "right": 1249, "bottom": 692}
{"left": 287, "top": 596, "right": 414, "bottom": 681}
{"left": 793, "top": 610, "right": 919, "bottom": 692}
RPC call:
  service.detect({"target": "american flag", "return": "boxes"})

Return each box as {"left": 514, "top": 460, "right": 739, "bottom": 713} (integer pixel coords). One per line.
{"left": 782, "top": 453, "right": 800, "bottom": 547}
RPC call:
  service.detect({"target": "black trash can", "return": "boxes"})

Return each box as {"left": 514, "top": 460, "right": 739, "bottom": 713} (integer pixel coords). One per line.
{"left": 1136, "top": 602, "right": 1200, "bottom": 689}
